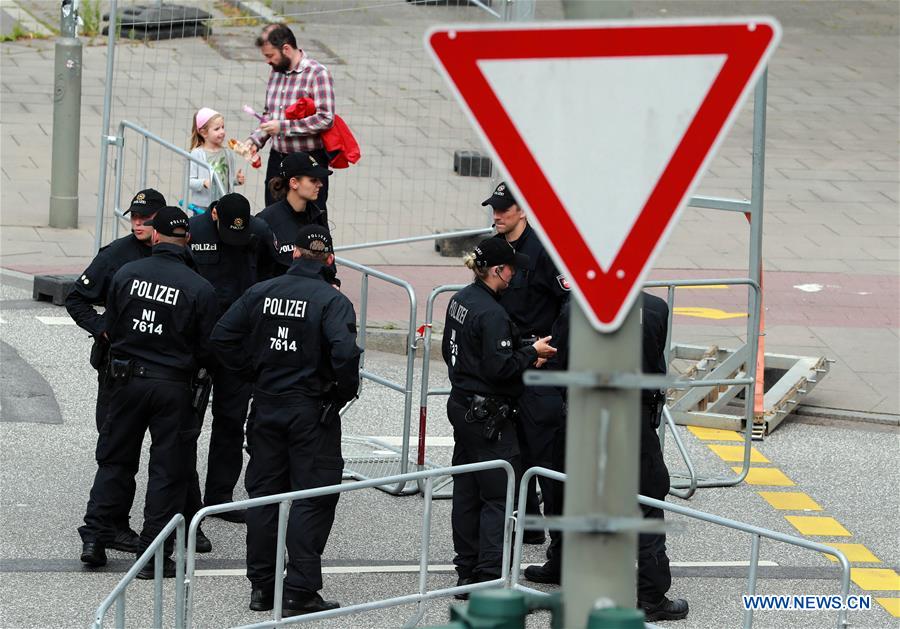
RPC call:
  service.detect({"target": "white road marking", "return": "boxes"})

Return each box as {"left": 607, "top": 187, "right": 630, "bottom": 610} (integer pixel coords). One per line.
{"left": 366, "top": 436, "right": 455, "bottom": 447}
{"left": 793, "top": 283, "right": 824, "bottom": 293}
{"left": 36, "top": 316, "right": 76, "bottom": 325}
{"left": 195, "top": 560, "right": 778, "bottom": 577}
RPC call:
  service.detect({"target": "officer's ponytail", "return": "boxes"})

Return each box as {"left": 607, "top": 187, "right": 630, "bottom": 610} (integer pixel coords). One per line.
{"left": 267, "top": 176, "right": 289, "bottom": 202}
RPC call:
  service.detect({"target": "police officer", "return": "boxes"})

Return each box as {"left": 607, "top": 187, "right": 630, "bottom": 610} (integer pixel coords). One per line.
{"left": 188, "top": 193, "right": 278, "bottom": 524}
{"left": 210, "top": 225, "right": 360, "bottom": 616}
{"left": 66, "top": 188, "right": 166, "bottom": 554}
{"left": 78, "top": 207, "right": 219, "bottom": 579}
{"left": 523, "top": 294, "right": 689, "bottom": 622}
{"left": 484, "top": 182, "right": 569, "bottom": 549}
{"left": 638, "top": 292, "right": 689, "bottom": 622}
{"left": 256, "top": 152, "right": 332, "bottom": 276}
{"left": 442, "top": 237, "right": 556, "bottom": 598}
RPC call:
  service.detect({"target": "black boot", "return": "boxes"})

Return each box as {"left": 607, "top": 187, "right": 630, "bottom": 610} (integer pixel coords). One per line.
{"left": 136, "top": 556, "right": 176, "bottom": 580}
{"left": 639, "top": 596, "right": 689, "bottom": 622}
{"left": 249, "top": 586, "right": 274, "bottom": 612}
{"left": 80, "top": 542, "right": 107, "bottom": 567}
{"left": 523, "top": 560, "right": 561, "bottom": 585}
{"left": 108, "top": 528, "right": 140, "bottom": 553}
{"left": 282, "top": 593, "right": 340, "bottom": 616}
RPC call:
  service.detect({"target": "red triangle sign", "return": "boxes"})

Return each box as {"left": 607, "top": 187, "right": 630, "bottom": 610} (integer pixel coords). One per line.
{"left": 427, "top": 18, "right": 780, "bottom": 332}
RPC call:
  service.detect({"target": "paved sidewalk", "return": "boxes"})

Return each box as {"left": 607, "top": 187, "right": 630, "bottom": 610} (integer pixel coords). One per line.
{"left": 1, "top": 0, "right": 897, "bottom": 419}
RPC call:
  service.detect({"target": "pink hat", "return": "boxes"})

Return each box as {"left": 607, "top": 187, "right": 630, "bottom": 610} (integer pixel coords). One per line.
{"left": 195, "top": 107, "right": 221, "bottom": 130}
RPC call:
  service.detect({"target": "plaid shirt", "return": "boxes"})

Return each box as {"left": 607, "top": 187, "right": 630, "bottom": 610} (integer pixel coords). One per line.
{"left": 249, "top": 53, "right": 335, "bottom": 154}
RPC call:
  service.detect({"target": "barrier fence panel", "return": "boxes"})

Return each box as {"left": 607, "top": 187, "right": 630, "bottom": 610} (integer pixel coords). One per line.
{"left": 415, "top": 283, "right": 468, "bottom": 498}
{"left": 180, "top": 460, "right": 516, "bottom": 629}
{"left": 644, "top": 278, "right": 761, "bottom": 498}
{"left": 93, "top": 514, "right": 185, "bottom": 629}
{"left": 93, "top": 0, "right": 538, "bottom": 253}
{"left": 509, "top": 468, "right": 852, "bottom": 629}
{"left": 334, "top": 256, "right": 421, "bottom": 495}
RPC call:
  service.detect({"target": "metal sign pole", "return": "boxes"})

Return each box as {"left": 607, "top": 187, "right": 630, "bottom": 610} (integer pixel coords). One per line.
{"left": 558, "top": 1, "right": 638, "bottom": 624}
{"left": 560, "top": 302, "right": 642, "bottom": 624}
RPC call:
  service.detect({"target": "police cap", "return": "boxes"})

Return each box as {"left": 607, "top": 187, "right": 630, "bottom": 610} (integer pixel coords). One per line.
{"left": 145, "top": 206, "right": 190, "bottom": 237}
{"left": 481, "top": 182, "right": 516, "bottom": 211}
{"left": 295, "top": 224, "right": 333, "bottom": 254}
{"left": 124, "top": 189, "right": 166, "bottom": 216}
{"left": 212, "top": 193, "right": 252, "bottom": 246}
{"left": 473, "top": 237, "right": 529, "bottom": 269}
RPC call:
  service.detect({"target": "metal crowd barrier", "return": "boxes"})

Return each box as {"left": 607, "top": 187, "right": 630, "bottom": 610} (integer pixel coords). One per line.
{"left": 415, "top": 284, "right": 469, "bottom": 497}
{"left": 96, "top": 119, "right": 224, "bottom": 250}
{"left": 93, "top": 514, "right": 186, "bottom": 629}
{"left": 182, "top": 460, "right": 516, "bottom": 629}
{"left": 644, "top": 278, "right": 762, "bottom": 499}
{"left": 334, "top": 256, "right": 423, "bottom": 495}
{"left": 509, "top": 467, "right": 852, "bottom": 629}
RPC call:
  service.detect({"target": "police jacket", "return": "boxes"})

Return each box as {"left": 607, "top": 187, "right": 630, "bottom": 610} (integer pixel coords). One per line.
{"left": 442, "top": 279, "right": 538, "bottom": 400}
{"left": 104, "top": 243, "right": 219, "bottom": 373}
{"left": 66, "top": 234, "right": 151, "bottom": 338}
{"left": 496, "top": 224, "right": 569, "bottom": 338}
{"left": 256, "top": 199, "right": 329, "bottom": 271}
{"left": 188, "top": 212, "right": 278, "bottom": 314}
{"left": 209, "top": 257, "right": 361, "bottom": 403}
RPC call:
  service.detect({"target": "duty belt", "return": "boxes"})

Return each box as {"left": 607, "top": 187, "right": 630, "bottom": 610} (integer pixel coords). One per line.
{"left": 130, "top": 363, "right": 192, "bottom": 382}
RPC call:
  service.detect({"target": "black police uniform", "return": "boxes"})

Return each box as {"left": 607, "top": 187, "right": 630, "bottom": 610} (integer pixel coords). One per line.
{"left": 496, "top": 224, "right": 569, "bottom": 530}
{"left": 442, "top": 280, "right": 537, "bottom": 582}
{"left": 210, "top": 256, "right": 361, "bottom": 603}
{"left": 79, "top": 242, "right": 219, "bottom": 557}
{"left": 66, "top": 233, "right": 151, "bottom": 542}
{"left": 188, "top": 210, "right": 278, "bottom": 510}
{"left": 256, "top": 199, "right": 329, "bottom": 274}
{"left": 638, "top": 291, "right": 674, "bottom": 605}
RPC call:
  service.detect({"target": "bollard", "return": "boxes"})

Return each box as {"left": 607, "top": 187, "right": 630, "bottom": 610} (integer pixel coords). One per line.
{"left": 49, "top": 0, "right": 83, "bottom": 228}
{"left": 586, "top": 606, "right": 645, "bottom": 629}
{"left": 423, "top": 590, "right": 562, "bottom": 629}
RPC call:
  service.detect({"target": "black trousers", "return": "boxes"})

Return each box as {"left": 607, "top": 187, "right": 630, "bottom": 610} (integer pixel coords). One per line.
{"left": 638, "top": 410, "right": 672, "bottom": 604}
{"left": 94, "top": 368, "right": 137, "bottom": 534}
{"left": 80, "top": 376, "right": 195, "bottom": 555}
{"left": 543, "top": 400, "right": 673, "bottom": 604}
{"left": 447, "top": 396, "right": 520, "bottom": 580}
{"left": 201, "top": 366, "right": 252, "bottom": 506}
{"left": 516, "top": 387, "right": 564, "bottom": 519}
{"left": 264, "top": 148, "right": 330, "bottom": 215}
{"left": 245, "top": 395, "right": 343, "bottom": 597}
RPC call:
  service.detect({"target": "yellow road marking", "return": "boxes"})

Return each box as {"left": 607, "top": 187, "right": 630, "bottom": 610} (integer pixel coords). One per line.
{"left": 785, "top": 516, "right": 851, "bottom": 537}
{"left": 674, "top": 306, "right": 747, "bottom": 320}
{"left": 758, "top": 491, "right": 822, "bottom": 511}
{"left": 876, "top": 598, "right": 900, "bottom": 617}
{"left": 821, "top": 543, "right": 881, "bottom": 563}
{"left": 851, "top": 568, "right": 900, "bottom": 591}
{"left": 688, "top": 426, "right": 743, "bottom": 441}
{"left": 734, "top": 467, "right": 795, "bottom": 486}
{"left": 708, "top": 444, "right": 769, "bottom": 463}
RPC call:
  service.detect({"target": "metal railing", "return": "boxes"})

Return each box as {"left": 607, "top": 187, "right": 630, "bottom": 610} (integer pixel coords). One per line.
{"left": 644, "top": 278, "right": 762, "bottom": 499}
{"left": 509, "top": 467, "right": 852, "bottom": 629}
{"left": 415, "top": 284, "right": 469, "bottom": 496}
{"left": 182, "top": 460, "right": 516, "bottom": 629}
{"left": 93, "top": 514, "right": 186, "bottom": 629}
{"left": 334, "top": 256, "right": 421, "bottom": 495}
{"left": 95, "top": 119, "right": 225, "bottom": 252}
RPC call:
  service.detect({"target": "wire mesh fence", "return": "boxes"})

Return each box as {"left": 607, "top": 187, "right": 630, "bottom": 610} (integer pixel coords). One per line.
{"left": 92, "top": 0, "right": 538, "bottom": 248}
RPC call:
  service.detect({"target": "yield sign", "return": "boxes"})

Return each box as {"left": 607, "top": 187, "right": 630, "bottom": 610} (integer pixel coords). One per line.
{"left": 427, "top": 19, "right": 780, "bottom": 332}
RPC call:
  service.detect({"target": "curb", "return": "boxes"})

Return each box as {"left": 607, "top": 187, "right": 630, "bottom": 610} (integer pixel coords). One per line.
{"left": 222, "top": 0, "right": 279, "bottom": 24}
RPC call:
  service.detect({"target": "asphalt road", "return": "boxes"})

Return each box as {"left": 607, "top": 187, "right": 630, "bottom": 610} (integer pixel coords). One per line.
{"left": 0, "top": 278, "right": 897, "bottom": 628}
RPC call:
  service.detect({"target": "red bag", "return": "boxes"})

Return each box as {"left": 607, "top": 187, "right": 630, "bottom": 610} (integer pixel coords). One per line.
{"left": 285, "top": 98, "right": 360, "bottom": 169}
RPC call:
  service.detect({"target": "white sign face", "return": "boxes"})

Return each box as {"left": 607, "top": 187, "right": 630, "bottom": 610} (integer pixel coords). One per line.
{"left": 427, "top": 19, "right": 781, "bottom": 331}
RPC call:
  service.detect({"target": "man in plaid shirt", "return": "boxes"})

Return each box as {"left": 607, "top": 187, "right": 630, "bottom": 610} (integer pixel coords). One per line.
{"left": 248, "top": 24, "right": 335, "bottom": 211}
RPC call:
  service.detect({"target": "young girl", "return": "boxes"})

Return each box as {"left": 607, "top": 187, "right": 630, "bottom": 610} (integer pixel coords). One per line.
{"left": 188, "top": 108, "right": 245, "bottom": 212}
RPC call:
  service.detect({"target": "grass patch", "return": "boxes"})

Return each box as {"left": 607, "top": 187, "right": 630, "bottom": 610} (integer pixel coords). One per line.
{"left": 80, "top": 0, "right": 102, "bottom": 37}
{"left": 0, "top": 23, "right": 46, "bottom": 42}
{"left": 216, "top": 1, "right": 261, "bottom": 27}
